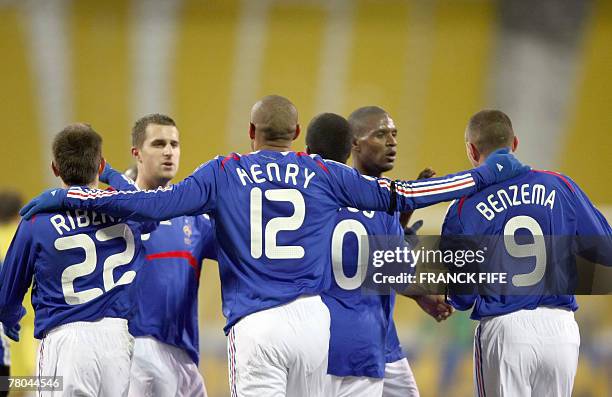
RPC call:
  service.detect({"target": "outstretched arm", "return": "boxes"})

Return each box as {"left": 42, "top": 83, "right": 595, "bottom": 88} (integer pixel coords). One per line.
{"left": 21, "top": 159, "right": 220, "bottom": 221}
{"left": 100, "top": 162, "right": 138, "bottom": 192}
{"left": 328, "top": 149, "right": 529, "bottom": 213}
{"left": 0, "top": 221, "right": 35, "bottom": 338}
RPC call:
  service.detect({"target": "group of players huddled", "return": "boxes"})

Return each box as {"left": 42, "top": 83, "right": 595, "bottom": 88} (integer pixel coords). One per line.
{"left": 0, "top": 95, "right": 610, "bottom": 397}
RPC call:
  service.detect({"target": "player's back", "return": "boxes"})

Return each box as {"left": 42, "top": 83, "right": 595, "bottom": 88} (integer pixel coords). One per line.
{"left": 446, "top": 170, "right": 601, "bottom": 318}
{"left": 322, "top": 208, "right": 398, "bottom": 378}
{"left": 213, "top": 151, "right": 347, "bottom": 331}
{"left": 6, "top": 209, "right": 151, "bottom": 337}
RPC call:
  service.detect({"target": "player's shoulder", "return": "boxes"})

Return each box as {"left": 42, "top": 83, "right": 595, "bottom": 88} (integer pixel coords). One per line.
{"left": 444, "top": 198, "right": 462, "bottom": 219}
{"left": 441, "top": 198, "right": 465, "bottom": 234}
{"left": 528, "top": 169, "right": 577, "bottom": 192}
{"left": 321, "top": 158, "right": 352, "bottom": 171}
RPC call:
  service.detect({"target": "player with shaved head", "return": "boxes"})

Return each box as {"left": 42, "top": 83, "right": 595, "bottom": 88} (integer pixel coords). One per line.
{"left": 443, "top": 109, "right": 611, "bottom": 397}
{"left": 249, "top": 94, "right": 300, "bottom": 149}
{"left": 21, "top": 96, "right": 529, "bottom": 397}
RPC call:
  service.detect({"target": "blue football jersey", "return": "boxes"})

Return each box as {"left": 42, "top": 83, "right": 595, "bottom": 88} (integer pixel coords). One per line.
{"left": 323, "top": 208, "right": 405, "bottom": 378}
{"left": 105, "top": 171, "right": 217, "bottom": 364}
{"left": 0, "top": 209, "right": 153, "bottom": 338}
{"left": 57, "top": 151, "right": 499, "bottom": 333}
{"left": 442, "top": 170, "right": 612, "bottom": 319}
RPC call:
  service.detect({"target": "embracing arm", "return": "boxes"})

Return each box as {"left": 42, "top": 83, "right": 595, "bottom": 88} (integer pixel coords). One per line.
{"left": 22, "top": 159, "right": 220, "bottom": 222}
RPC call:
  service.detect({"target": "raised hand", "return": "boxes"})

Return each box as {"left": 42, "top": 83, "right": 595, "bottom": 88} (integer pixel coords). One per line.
{"left": 19, "top": 188, "right": 67, "bottom": 220}
{"left": 99, "top": 162, "right": 117, "bottom": 184}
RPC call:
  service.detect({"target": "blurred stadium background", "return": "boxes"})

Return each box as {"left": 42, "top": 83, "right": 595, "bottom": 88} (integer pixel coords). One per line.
{"left": 0, "top": 0, "right": 610, "bottom": 396}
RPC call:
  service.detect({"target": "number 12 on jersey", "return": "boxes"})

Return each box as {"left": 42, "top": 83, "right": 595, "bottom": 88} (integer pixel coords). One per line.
{"left": 250, "top": 188, "right": 306, "bottom": 259}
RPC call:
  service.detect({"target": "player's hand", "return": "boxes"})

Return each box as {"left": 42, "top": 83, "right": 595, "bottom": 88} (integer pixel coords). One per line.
{"left": 19, "top": 188, "right": 67, "bottom": 220}
{"left": 417, "top": 168, "right": 436, "bottom": 180}
{"left": 99, "top": 162, "right": 116, "bottom": 184}
{"left": 404, "top": 220, "right": 423, "bottom": 246}
{"left": 484, "top": 148, "right": 530, "bottom": 183}
{"left": 413, "top": 295, "right": 454, "bottom": 322}
{"left": 2, "top": 323, "right": 20, "bottom": 342}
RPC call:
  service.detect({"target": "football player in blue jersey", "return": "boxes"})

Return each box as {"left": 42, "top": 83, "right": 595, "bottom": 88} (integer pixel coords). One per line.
{"left": 0, "top": 124, "right": 155, "bottom": 396}
{"left": 21, "top": 96, "right": 529, "bottom": 397}
{"left": 307, "top": 108, "right": 451, "bottom": 397}
{"left": 442, "top": 109, "right": 612, "bottom": 397}
{"left": 100, "top": 114, "right": 217, "bottom": 397}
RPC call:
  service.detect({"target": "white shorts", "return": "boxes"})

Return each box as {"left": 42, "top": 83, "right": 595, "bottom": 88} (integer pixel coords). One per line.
{"left": 325, "top": 375, "right": 383, "bottom": 397}
{"left": 475, "top": 307, "right": 580, "bottom": 397}
{"left": 0, "top": 327, "right": 9, "bottom": 366}
{"left": 128, "top": 336, "right": 207, "bottom": 397}
{"left": 36, "top": 317, "right": 134, "bottom": 397}
{"left": 382, "top": 358, "right": 420, "bottom": 397}
{"left": 227, "top": 295, "right": 330, "bottom": 397}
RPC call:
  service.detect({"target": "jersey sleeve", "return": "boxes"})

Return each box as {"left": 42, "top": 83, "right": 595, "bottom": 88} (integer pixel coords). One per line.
{"left": 0, "top": 220, "right": 36, "bottom": 328}
{"left": 195, "top": 215, "right": 217, "bottom": 261}
{"left": 569, "top": 178, "right": 612, "bottom": 266}
{"left": 441, "top": 201, "right": 477, "bottom": 311}
{"left": 105, "top": 167, "right": 138, "bottom": 192}
{"left": 63, "top": 159, "right": 220, "bottom": 222}
{"left": 325, "top": 160, "right": 495, "bottom": 213}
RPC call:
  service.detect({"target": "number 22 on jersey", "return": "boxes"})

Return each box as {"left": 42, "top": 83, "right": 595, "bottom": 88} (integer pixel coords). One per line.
{"left": 55, "top": 223, "right": 136, "bottom": 305}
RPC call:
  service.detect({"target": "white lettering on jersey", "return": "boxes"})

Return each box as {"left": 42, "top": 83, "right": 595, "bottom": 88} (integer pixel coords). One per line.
{"left": 284, "top": 164, "right": 299, "bottom": 185}
{"left": 234, "top": 162, "right": 317, "bottom": 189}
{"left": 475, "top": 183, "right": 557, "bottom": 221}
{"left": 237, "top": 168, "right": 254, "bottom": 186}
{"left": 50, "top": 210, "right": 116, "bottom": 236}
{"left": 304, "top": 168, "right": 316, "bottom": 188}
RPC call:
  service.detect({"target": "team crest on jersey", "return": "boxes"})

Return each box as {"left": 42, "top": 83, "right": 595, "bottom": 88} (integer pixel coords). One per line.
{"left": 183, "top": 223, "right": 193, "bottom": 246}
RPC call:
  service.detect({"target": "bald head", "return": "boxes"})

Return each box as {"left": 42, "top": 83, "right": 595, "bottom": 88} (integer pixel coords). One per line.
{"left": 348, "top": 106, "right": 389, "bottom": 138}
{"left": 250, "top": 95, "right": 299, "bottom": 143}
{"left": 466, "top": 110, "right": 515, "bottom": 156}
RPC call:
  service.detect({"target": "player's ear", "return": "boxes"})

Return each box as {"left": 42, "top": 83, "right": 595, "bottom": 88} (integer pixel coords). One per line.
{"left": 351, "top": 136, "right": 361, "bottom": 153}
{"left": 249, "top": 123, "right": 256, "bottom": 140}
{"left": 511, "top": 136, "right": 519, "bottom": 152}
{"left": 131, "top": 147, "right": 141, "bottom": 162}
{"left": 98, "top": 157, "right": 106, "bottom": 175}
{"left": 466, "top": 142, "right": 479, "bottom": 164}
{"left": 51, "top": 161, "right": 60, "bottom": 177}
{"left": 293, "top": 124, "right": 301, "bottom": 141}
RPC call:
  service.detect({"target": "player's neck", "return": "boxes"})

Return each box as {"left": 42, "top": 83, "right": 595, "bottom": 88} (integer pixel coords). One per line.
{"left": 254, "top": 142, "right": 293, "bottom": 152}
{"left": 135, "top": 175, "right": 171, "bottom": 190}
{"left": 352, "top": 159, "right": 382, "bottom": 178}
{"left": 62, "top": 181, "right": 99, "bottom": 189}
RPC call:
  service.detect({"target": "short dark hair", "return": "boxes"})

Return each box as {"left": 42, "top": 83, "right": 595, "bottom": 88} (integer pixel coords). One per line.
{"left": 52, "top": 123, "right": 103, "bottom": 186}
{"left": 347, "top": 106, "right": 388, "bottom": 138}
{"left": 0, "top": 191, "right": 22, "bottom": 223}
{"left": 132, "top": 113, "right": 176, "bottom": 148}
{"left": 466, "top": 110, "right": 515, "bottom": 155}
{"left": 306, "top": 113, "right": 352, "bottom": 163}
